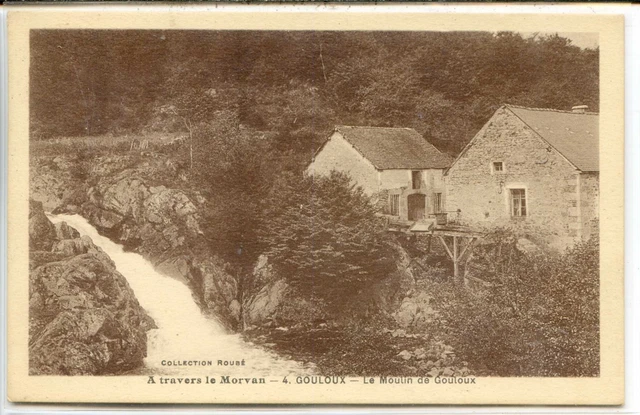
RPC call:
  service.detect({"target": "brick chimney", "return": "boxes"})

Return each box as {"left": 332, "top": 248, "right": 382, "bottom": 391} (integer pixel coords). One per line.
{"left": 572, "top": 105, "right": 589, "bottom": 114}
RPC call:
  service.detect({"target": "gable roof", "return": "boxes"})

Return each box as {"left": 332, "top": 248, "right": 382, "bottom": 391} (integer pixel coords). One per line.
{"left": 446, "top": 105, "right": 599, "bottom": 175}
{"left": 506, "top": 105, "right": 599, "bottom": 172}
{"left": 331, "top": 125, "right": 452, "bottom": 170}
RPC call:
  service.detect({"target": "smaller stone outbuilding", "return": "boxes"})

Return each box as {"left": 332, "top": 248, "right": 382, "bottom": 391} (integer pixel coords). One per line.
{"left": 307, "top": 126, "right": 452, "bottom": 222}
{"left": 445, "top": 104, "right": 599, "bottom": 248}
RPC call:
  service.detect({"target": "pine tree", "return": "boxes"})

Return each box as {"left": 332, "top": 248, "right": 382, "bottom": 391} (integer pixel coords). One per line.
{"left": 259, "top": 171, "right": 397, "bottom": 302}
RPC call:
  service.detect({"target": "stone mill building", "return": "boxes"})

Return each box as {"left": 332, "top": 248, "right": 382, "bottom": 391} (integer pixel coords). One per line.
{"left": 444, "top": 104, "right": 599, "bottom": 248}
{"left": 307, "top": 107, "right": 599, "bottom": 249}
{"left": 307, "top": 126, "right": 452, "bottom": 222}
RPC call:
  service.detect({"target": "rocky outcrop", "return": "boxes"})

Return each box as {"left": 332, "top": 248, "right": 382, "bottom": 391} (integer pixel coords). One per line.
{"left": 32, "top": 155, "right": 240, "bottom": 329}
{"left": 244, "top": 279, "right": 289, "bottom": 328}
{"left": 76, "top": 172, "right": 239, "bottom": 327}
{"left": 242, "top": 247, "right": 417, "bottom": 328}
{"left": 30, "top": 155, "right": 94, "bottom": 212}
{"left": 241, "top": 256, "right": 286, "bottom": 327}
{"left": 393, "top": 292, "right": 438, "bottom": 329}
{"left": 29, "top": 200, "right": 155, "bottom": 375}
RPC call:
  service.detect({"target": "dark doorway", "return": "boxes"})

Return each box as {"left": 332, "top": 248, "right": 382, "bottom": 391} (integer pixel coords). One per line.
{"left": 408, "top": 193, "right": 426, "bottom": 221}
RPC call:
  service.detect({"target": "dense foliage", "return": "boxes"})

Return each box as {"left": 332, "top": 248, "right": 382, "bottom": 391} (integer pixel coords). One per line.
{"left": 259, "top": 171, "right": 398, "bottom": 303}
{"left": 31, "top": 30, "right": 598, "bottom": 154}
{"left": 415, "top": 233, "right": 599, "bottom": 377}
{"left": 168, "top": 112, "right": 284, "bottom": 268}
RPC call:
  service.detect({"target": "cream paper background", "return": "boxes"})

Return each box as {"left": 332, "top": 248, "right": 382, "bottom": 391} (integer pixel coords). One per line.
{"left": 6, "top": 6, "right": 625, "bottom": 405}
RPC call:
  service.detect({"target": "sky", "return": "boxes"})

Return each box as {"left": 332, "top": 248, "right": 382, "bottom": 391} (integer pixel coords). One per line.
{"left": 557, "top": 32, "right": 599, "bottom": 49}
{"left": 526, "top": 32, "right": 599, "bottom": 49}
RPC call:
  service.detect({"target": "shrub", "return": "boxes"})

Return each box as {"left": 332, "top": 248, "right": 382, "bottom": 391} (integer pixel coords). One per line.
{"left": 69, "top": 147, "right": 91, "bottom": 181}
{"left": 415, "top": 231, "right": 599, "bottom": 377}
{"left": 259, "top": 171, "right": 398, "bottom": 308}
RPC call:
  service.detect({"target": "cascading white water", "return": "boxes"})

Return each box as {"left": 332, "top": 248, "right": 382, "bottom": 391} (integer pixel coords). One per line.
{"left": 48, "top": 214, "right": 309, "bottom": 376}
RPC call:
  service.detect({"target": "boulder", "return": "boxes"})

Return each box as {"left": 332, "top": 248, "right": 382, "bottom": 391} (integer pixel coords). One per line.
{"left": 517, "top": 237, "right": 543, "bottom": 255}
{"left": 156, "top": 255, "right": 191, "bottom": 282}
{"left": 101, "top": 176, "right": 149, "bottom": 220}
{"left": 28, "top": 202, "right": 154, "bottom": 375}
{"left": 394, "top": 298, "right": 419, "bottom": 328}
{"left": 252, "top": 255, "right": 274, "bottom": 285}
{"left": 29, "top": 200, "right": 57, "bottom": 251}
{"left": 393, "top": 292, "right": 437, "bottom": 329}
{"left": 56, "top": 186, "right": 89, "bottom": 215}
{"left": 51, "top": 235, "right": 98, "bottom": 256}
{"left": 29, "top": 168, "right": 68, "bottom": 211}
{"left": 413, "top": 347, "right": 427, "bottom": 360}
{"left": 391, "top": 328, "right": 407, "bottom": 338}
{"left": 149, "top": 185, "right": 167, "bottom": 194}
{"left": 195, "top": 258, "right": 238, "bottom": 315}
{"left": 228, "top": 299, "right": 241, "bottom": 322}
{"left": 243, "top": 279, "right": 288, "bottom": 327}
{"left": 427, "top": 368, "right": 441, "bottom": 377}
{"left": 54, "top": 221, "right": 80, "bottom": 240}
{"left": 82, "top": 204, "right": 124, "bottom": 230}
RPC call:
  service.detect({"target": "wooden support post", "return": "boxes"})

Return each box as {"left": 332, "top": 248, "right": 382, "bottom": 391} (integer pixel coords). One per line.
{"left": 464, "top": 251, "right": 474, "bottom": 288}
{"left": 453, "top": 235, "right": 460, "bottom": 284}
{"left": 426, "top": 227, "right": 436, "bottom": 253}
{"left": 459, "top": 237, "right": 476, "bottom": 261}
{"left": 438, "top": 235, "right": 453, "bottom": 259}
{"left": 436, "top": 233, "right": 480, "bottom": 285}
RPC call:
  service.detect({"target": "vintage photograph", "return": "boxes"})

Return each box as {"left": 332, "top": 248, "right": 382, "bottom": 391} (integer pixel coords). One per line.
{"left": 26, "top": 28, "right": 601, "bottom": 379}
{"left": 6, "top": 7, "right": 625, "bottom": 405}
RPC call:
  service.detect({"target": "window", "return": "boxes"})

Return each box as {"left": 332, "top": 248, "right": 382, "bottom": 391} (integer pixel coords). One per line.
{"left": 389, "top": 194, "right": 400, "bottom": 216}
{"left": 433, "top": 193, "right": 443, "bottom": 213}
{"left": 510, "top": 188, "right": 527, "bottom": 217}
{"left": 492, "top": 162, "right": 504, "bottom": 173}
{"left": 412, "top": 171, "right": 422, "bottom": 189}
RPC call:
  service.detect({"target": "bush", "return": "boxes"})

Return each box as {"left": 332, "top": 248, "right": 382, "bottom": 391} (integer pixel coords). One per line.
{"left": 259, "top": 171, "right": 398, "bottom": 308}
{"left": 415, "top": 232, "right": 599, "bottom": 377}
{"left": 69, "top": 147, "right": 91, "bottom": 181}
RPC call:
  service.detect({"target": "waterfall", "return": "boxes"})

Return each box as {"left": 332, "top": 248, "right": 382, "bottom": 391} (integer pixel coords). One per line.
{"left": 48, "top": 214, "right": 308, "bottom": 376}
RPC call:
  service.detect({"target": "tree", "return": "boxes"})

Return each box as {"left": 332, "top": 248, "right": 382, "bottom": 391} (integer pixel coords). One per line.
{"left": 259, "top": 171, "right": 398, "bottom": 305}
{"left": 184, "top": 111, "right": 278, "bottom": 265}
{"left": 156, "top": 85, "right": 223, "bottom": 169}
{"left": 31, "top": 30, "right": 599, "bottom": 158}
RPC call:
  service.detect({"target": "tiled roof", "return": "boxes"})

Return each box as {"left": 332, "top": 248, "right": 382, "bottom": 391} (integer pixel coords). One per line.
{"left": 506, "top": 105, "right": 599, "bottom": 172}
{"left": 334, "top": 126, "right": 452, "bottom": 170}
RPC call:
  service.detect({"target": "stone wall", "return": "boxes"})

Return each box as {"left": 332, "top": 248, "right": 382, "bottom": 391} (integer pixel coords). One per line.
{"left": 426, "top": 169, "right": 446, "bottom": 215}
{"left": 445, "top": 107, "right": 587, "bottom": 247}
{"left": 380, "top": 169, "right": 445, "bottom": 191}
{"left": 383, "top": 169, "right": 446, "bottom": 221}
{"left": 307, "top": 132, "right": 379, "bottom": 195}
{"left": 380, "top": 169, "right": 409, "bottom": 189}
{"left": 426, "top": 169, "right": 446, "bottom": 192}
{"left": 309, "top": 134, "right": 448, "bottom": 222}
{"left": 580, "top": 172, "right": 600, "bottom": 240}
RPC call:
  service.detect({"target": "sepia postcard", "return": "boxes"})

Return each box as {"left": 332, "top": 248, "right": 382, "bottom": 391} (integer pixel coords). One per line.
{"left": 6, "top": 6, "right": 624, "bottom": 405}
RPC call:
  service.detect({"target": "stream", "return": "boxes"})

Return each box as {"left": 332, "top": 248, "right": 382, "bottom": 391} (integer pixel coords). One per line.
{"left": 48, "top": 214, "right": 309, "bottom": 377}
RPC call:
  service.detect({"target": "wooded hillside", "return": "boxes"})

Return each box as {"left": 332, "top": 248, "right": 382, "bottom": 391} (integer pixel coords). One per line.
{"left": 30, "top": 30, "right": 598, "bottom": 155}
